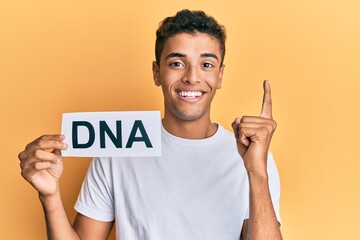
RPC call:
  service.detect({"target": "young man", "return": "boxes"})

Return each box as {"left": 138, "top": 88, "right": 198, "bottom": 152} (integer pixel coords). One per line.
{"left": 19, "top": 10, "right": 282, "bottom": 239}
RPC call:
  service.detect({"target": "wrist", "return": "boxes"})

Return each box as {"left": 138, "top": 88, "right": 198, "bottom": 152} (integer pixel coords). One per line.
{"left": 247, "top": 171, "right": 269, "bottom": 185}
{"left": 39, "top": 190, "right": 62, "bottom": 213}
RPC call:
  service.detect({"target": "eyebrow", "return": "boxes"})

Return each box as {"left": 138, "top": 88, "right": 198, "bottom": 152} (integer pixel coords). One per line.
{"left": 200, "top": 53, "right": 219, "bottom": 61}
{"left": 165, "top": 52, "right": 186, "bottom": 60}
{"left": 165, "top": 52, "right": 219, "bottom": 61}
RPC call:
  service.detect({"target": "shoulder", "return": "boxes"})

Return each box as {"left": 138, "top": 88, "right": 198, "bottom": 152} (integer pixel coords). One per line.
{"left": 214, "top": 124, "right": 238, "bottom": 147}
{"left": 90, "top": 157, "right": 112, "bottom": 168}
{"left": 217, "top": 124, "right": 235, "bottom": 139}
{"left": 86, "top": 157, "right": 115, "bottom": 179}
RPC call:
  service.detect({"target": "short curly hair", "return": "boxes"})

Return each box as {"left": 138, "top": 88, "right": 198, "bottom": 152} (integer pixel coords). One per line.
{"left": 155, "top": 9, "right": 226, "bottom": 66}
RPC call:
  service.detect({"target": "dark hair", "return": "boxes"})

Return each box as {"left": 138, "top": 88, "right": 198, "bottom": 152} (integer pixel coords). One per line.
{"left": 155, "top": 9, "right": 226, "bottom": 66}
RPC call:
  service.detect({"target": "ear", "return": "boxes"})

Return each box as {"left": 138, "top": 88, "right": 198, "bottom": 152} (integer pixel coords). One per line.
{"left": 216, "top": 64, "right": 225, "bottom": 89}
{"left": 152, "top": 61, "right": 161, "bottom": 86}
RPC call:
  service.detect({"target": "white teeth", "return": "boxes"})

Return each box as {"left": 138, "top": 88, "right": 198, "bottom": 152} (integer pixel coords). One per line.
{"left": 178, "top": 91, "right": 203, "bottom": 97}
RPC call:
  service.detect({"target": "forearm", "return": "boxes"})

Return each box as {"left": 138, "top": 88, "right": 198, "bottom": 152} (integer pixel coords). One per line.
{"left": 248, "top": 173, "right": 282, "bottom": 240}
{"left": 39, "top": 190, "right": 80, "bottom": 240}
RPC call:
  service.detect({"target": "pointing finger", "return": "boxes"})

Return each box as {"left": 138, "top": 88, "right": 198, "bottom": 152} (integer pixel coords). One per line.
{"left": 260, "top": 80, "right": 273, "bottom": 119}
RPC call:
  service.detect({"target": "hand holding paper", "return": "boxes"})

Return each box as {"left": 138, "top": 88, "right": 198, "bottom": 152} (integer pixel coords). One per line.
{"left": 18, "top": 134, "right": 67, "bottom": 196}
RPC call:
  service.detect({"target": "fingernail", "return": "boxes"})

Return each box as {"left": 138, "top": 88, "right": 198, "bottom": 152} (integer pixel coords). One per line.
{"left": 56, "top": 158, "right": 60, "bottom": 164}
{"left": 63, "top": 143, "right": 68, "bottom": 149}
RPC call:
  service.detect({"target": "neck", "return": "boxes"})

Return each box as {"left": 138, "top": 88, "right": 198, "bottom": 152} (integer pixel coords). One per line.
{"left": 162, "top": 114, "right": 218, "bottom": 139}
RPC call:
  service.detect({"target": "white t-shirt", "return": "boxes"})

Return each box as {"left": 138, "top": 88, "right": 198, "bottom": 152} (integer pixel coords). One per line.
{"left": 75, "top": 124, "right": 281, "bottom": 240}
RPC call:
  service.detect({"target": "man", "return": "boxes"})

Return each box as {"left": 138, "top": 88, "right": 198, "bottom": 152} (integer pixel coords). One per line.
{"left": 19, "top": 9, "right": 282, "bottom": 239}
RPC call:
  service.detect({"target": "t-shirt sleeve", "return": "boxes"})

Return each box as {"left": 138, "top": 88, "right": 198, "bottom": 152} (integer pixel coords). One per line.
{"left": 74, "top": 157, "right": 115, "bottom": 222}
{"left": 243, "top": 151, "right": 281, "bottom": 224}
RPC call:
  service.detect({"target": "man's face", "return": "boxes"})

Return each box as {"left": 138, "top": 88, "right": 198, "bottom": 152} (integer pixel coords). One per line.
{"left": 153, "top": 32, "right": 224, "bottom": 122}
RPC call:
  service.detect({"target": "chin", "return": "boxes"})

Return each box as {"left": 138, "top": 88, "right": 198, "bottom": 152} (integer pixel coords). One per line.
{"left": 171, "top": 107, "right": 207, "bottom": 122}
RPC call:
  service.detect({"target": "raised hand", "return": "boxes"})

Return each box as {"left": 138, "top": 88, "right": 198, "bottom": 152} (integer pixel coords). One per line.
{"left": 232, "top": 80, "right": 277, "bottom": 175}
{"left": 18, "top": 134, "right": 68, "bottom": 196}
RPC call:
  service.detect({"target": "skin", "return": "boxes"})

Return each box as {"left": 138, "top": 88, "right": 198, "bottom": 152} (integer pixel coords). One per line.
{"left": 19, "top": 32, "right": 281, "bottom": 239}
{"left": 152, "top": 32, "right": 224, "bottom": 139}
{"left": 234, "top": 81, "right": 283, "bottom": 240}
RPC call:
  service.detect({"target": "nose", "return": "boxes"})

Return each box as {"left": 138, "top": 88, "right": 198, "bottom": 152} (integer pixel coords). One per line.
{"left": 182, "top": 66, "right": 200, "bottom": 85}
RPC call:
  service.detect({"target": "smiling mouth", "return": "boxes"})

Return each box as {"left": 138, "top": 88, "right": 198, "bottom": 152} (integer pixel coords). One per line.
{"left": 176, "top": 90, "right": 204, "bottom": 99}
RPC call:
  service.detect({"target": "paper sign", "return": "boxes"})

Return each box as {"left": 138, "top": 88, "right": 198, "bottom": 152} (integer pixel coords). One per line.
{"left": 61, "top": 111, "right": 161, "bottom": 157}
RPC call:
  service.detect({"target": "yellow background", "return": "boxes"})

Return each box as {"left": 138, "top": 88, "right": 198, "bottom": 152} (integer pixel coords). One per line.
{"left": 1, "top": 0, "right": 359, "bottom": 239}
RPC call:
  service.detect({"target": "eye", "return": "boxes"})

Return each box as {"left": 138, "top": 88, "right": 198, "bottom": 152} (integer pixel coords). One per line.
{"left": 202, "top": 62, "right": 214, "bottom": 69}
{"left": 169, "top": 61, "right": 184, "bottom": 68}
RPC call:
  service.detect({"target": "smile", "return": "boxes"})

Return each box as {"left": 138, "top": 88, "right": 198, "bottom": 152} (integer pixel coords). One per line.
{"left": 177, "top": 91, "right": 204, "bottom": 99}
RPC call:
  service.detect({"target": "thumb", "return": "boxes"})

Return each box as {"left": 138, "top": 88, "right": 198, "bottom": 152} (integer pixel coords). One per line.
{"left": 232, "top": 119, "right": 248, "bottom": 158}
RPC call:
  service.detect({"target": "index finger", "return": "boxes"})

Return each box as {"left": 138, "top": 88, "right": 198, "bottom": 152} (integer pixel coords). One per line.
{"left": 37, "top": 134, "right": 65, "bottom": 141}
{"left": 19, "top": 134, "right": 66, "bottom": 162}
{"left": 260, "top": 80, "right": 273, "bottom": 119}
{"left": 24, "top": 134, "right": 66, "bottom": 151}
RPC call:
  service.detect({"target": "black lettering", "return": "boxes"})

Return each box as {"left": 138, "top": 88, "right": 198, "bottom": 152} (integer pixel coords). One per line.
{"left": 99, "top": 120, "right": 122, "bottom": 148}
{"left": 72, "top": 121, "right": 95, "bottom": 148}
{"left": 126, "top": 120, "right": 153, "bottom": 148}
